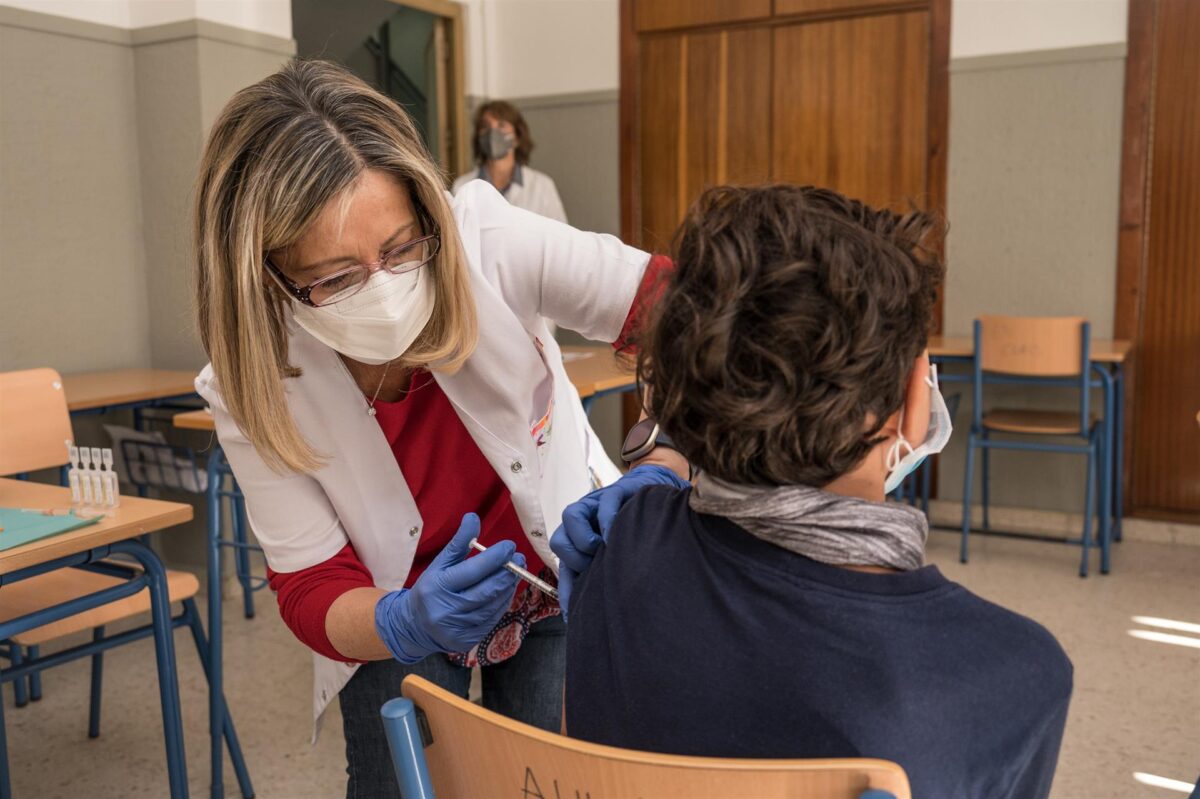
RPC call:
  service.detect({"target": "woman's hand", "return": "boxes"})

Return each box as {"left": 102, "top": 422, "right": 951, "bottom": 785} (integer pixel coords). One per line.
{"left": 374, "top": 513, "right": 521, "bottom": 663}
{"left": 550, "top": 464, "right": 689, "bottom": 623}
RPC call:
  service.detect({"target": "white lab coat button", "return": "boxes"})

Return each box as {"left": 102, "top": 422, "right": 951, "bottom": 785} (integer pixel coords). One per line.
{"left": 510, "top": 460, "right": 523, "bottom": 473}
{"left": 409, "top": 526, "right": 420, "bottom": 537}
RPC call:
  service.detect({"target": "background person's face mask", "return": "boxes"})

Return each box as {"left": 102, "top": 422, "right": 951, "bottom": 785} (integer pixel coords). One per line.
{"left": 477, "top": 127, "right": 515, "bottom": 161}
{"left": 291, "top": 268, "right": 435, "bottom": 365}
{"left": 884, "top": 365, "right": 953, "bottom": 494}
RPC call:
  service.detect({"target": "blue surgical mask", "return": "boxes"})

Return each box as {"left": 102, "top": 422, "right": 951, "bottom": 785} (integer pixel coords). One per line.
{"left": 884, "top": 365, "right": 953, "bottom": 494}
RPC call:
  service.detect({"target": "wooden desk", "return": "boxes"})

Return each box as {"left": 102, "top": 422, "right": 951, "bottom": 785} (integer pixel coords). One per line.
{"left": 928, "top": 336, "right": 1132, "bottom": 363}
{"left": 0, "top": 478, "right": 196, "bottom": 796}
{"left": 561, "top": 345, "right": 636, "bottom": 398}
{"left": 173, "top": 408, "right": 215, "bottom": 431}
{"left": 62, "top": 368, "right": 199, "bottom": 412}
{"left": 0, "top": 478, "right": 192, "bottom": 575}
{"left": 172, "top": 346, "right": 637, "bottom": 432}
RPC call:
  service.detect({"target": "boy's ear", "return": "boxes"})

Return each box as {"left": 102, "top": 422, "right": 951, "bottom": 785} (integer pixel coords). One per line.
{"left": 900, "top": 350, "right": 932, "bottom": 444}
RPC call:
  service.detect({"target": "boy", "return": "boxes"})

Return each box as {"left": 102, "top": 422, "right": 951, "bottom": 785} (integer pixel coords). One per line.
{"left": 561, "top": 185, "right": 1072, "bottom": 799}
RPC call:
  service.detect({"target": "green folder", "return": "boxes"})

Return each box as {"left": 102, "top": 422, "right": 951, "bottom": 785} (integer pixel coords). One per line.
{"left": 0, "top": 507, "right": 102, "bottom": 552}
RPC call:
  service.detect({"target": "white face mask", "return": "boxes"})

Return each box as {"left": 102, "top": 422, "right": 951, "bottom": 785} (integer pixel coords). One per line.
{"left": 290, "top": 267, "right": 436, "bottom": 365}
{"left": 884, "top": 365, "right": 953, "bottom": 494}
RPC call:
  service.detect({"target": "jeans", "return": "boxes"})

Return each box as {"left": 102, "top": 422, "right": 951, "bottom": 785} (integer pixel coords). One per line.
{"left": 338, "top": 615, "right": 565, "bottom": 799}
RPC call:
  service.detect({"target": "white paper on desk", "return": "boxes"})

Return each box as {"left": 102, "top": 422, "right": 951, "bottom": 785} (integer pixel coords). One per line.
{"left": 561, "top": 352, "right": 593, "bottom": 363}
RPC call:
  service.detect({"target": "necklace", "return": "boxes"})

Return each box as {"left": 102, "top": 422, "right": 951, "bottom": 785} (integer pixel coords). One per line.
{"left": 365, "top": 359, "right": 394, "bottom": 417}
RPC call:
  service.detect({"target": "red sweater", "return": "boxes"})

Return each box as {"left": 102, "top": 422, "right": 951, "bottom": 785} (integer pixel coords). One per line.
{"left": 267, "top": 254, "right": 672, "bottom": 662}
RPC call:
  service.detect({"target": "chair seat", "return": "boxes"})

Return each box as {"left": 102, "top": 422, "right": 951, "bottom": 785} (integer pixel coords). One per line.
{"left": 982, "top": 409, "right": 1097, "bottom": 435}
{"left": 0, "top": 564, "right": 198, "bottom": 646}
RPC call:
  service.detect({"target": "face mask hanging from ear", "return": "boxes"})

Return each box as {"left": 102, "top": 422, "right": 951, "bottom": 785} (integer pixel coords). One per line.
{"left": 884, "top": 364, "right": 954, "bottom": 494}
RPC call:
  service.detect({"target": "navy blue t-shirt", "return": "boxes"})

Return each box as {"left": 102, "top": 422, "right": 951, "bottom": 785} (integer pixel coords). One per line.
{"left": 565, "top": 486, "right": 1073, "bottom": 799}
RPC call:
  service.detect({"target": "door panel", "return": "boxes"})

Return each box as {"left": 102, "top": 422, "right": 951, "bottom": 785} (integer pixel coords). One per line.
{"left": 637, "top": 28, "right": 772, "bottom": 250}
{"left": 638, "top": 35, "right": 684, "bottom": 251}
{"left": 771, "top": 11, "right": 929, "bottom": 210}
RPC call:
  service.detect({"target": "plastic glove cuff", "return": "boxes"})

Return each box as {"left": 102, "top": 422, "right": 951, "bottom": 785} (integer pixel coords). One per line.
{"left": 374, "top": 589, "right": 432, "bottom": 665}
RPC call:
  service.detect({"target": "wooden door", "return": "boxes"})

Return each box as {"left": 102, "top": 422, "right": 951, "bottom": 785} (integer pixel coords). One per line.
{"left": 1119, "top": 0, "right": 1200, "bottom": 516}
{"left": 771, "top": 11, "right": 930, "bottom": 211}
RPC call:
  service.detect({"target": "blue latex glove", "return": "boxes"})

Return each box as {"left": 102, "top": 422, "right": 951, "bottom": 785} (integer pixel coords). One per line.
{"left": 375, "top": 513, "right": 522, "bottom": 664}
{"left": 550, "top": 464, "right": 689, "bottom": 623}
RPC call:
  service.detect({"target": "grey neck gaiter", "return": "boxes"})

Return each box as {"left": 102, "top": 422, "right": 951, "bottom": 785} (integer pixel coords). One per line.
{"left": 688, "top": 472, "right": 929, "bottom": 571}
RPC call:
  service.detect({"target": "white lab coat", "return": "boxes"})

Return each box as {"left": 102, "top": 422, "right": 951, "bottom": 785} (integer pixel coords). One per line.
{"left": 195, "top": 181, "right": 646, "bottom": 734}
{"left": 453, "top": 165, "right": 567, "bottom": 223}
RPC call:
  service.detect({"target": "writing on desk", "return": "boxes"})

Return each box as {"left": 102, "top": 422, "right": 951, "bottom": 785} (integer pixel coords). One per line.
{"left": 522, "top": 766, "right": 644, "bottom": 799}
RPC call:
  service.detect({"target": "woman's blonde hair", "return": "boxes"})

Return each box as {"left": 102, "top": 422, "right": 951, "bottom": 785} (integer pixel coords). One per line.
{"left": 195, "top": 59, "right": 477, "bottom": 474}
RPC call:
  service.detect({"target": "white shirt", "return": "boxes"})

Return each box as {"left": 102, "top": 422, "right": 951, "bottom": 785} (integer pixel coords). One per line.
{"left": 453, "top": 164, "right": 567, "bottom": 224}
{"left": 195, "top": 181, "right": 648, "bottom": 734}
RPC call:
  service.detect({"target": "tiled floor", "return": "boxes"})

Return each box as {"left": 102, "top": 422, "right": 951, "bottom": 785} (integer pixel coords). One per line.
{"left": 4, "top": 529, "right": 1199, "bottom": 798}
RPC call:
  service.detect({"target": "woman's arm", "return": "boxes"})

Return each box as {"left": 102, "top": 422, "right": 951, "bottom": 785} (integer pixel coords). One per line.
{"left": 327, "top": 587, "right": 391, "bottom": 660}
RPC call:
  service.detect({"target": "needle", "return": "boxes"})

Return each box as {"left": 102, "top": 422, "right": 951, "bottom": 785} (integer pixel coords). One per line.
{"left": 469, "top": 538, "right": 559, "bottom": 600}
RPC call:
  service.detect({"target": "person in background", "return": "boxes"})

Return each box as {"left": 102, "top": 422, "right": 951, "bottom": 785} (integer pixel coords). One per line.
{"left": 554, "top": 185, "right": 1074, "bottom": 799}
{"left": 454, "top": 100, "right": 567, "bottom": 223}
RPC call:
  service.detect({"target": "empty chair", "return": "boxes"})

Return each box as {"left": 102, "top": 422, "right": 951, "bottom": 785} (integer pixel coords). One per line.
{"left": 960, "top": 316, "right": 1110, "bottom": 576}
{"left": 382, "top": 675, "right": 910, "bottom": 799}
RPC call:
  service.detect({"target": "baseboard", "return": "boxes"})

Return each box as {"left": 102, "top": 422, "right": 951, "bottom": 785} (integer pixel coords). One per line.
{"left": 926, "top": 500, "right": 1200, "bottom": 547}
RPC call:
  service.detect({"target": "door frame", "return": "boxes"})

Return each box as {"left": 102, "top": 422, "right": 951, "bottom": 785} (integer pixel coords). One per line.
{"left": 387, "top": 0, "right": 470, "bottom": 177}
{"left": 1114, "top": 0, "right": 1155, "bottom": 518}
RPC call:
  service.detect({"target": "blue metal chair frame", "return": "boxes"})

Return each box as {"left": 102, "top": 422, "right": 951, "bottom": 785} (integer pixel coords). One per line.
{"left": 120, "top": 439, "right": 268, "bottom": 798}
{"left": 0, "top": 559, "right": 254, "bottom": 798}
{"left": 958, "top": 320, "right": 1111, "bottom": 577}
{"left": 204, "top": 446, "right": 269, "bottom": 798}
{"left": 380, "top": 697, "right": 899, "bottom": 799}
{"left": 0, "top": 540, "right": 195, "bottom": 798}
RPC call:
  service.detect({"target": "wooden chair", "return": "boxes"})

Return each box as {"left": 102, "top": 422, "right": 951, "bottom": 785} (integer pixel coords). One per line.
{"left": 961, "top": 317, "right": 1109, "bottom": 576}
{"left": 0, "top": 368, "right": 253, "bottom": 798}
{"left": 382, "top": 675, "right": 910, "bottom": 799}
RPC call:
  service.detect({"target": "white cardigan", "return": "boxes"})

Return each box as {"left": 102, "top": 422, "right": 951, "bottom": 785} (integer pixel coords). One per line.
{"left": 195, "top": 181, "right": 647, "bottom": 731}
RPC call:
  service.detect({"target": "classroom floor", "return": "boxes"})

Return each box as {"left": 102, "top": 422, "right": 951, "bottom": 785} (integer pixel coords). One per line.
{"left": 3, "top": 528, "right": 1199, "bottom": 798}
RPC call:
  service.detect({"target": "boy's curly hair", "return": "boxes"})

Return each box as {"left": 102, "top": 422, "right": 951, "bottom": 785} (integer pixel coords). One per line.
{"left": 638, "top": 185, "right": 945, "bottom": 487}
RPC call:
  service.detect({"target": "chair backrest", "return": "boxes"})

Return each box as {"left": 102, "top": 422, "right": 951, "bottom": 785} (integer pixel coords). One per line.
{"left": 119, "top": 440, "right": 206, "bottom": 494}
{"left": 978, "top": 315, "right": 1087, "bottom": 377}
{"left": 972, "top": 316, "right": 1091, "bottom": 433}
{"left": 386, "top": 675, "right": 911, "bottom": 799}
{"left": 0, "top": 368, "right": 73, "bottom": 475}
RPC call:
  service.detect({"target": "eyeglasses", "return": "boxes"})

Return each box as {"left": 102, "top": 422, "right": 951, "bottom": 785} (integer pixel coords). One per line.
{"left": 265, "top": 233, "right": 441, "bottom": 307}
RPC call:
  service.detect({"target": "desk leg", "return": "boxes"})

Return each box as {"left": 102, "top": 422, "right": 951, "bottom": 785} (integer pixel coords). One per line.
{"left": 207, "top": 451, "right": 226, "bottom": 799}
{"left": 0, "top": 688, "right": 9, "bottom": 799}
{"left": 1113, "top": 365, "right": 1124, "bottom": 542}
{"left": 112, "top": 540, "right": 189, "bottom": 798}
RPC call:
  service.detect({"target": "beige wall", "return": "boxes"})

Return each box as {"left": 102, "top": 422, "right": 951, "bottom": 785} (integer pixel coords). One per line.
{"left": 0, "top": 8, "right": 295, "bottom": 376}
{"left": 0, "top": 6, "right": 294, "bottom": 571}
{"left": 134, "top": 22, "right": 294, "bottom": 370}
{"left": 938, "top": 43, "right": 1127, "bottom": 512}
{"left": 0, "top": 9, "right": 151, "bottom": 372}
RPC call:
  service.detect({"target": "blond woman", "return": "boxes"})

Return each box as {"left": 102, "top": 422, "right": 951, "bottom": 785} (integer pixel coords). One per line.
{"left": 193, "top": 59, "right": 683, "bottom": 796}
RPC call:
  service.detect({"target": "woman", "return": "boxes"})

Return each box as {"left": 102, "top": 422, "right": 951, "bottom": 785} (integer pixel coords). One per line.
{"left": 453, "top": 100, "right": 567, "bottom": 223}
{"left": 192, "top": 59, "right": 680, "bottom": 797}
